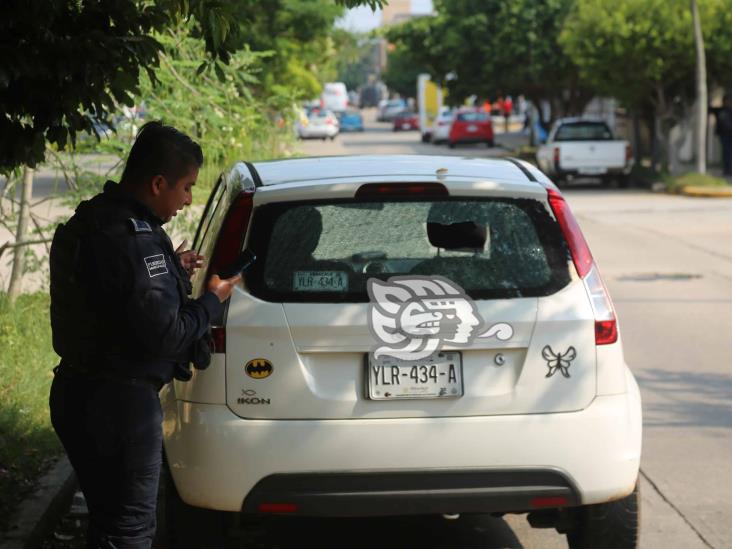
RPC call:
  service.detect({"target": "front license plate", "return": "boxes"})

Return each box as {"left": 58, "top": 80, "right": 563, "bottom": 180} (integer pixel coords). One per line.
{"left": 367, "top": 351, "right": 463, "bottom": 400}
{"left": 467, "top": 124, "right": 478, "bottom": 132}
{"left": 402, "top": 123, "right": 411, "bottom": 129}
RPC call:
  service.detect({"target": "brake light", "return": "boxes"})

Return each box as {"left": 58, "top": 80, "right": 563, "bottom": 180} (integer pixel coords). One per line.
{"left": 553, "top": 147, "right": 560, "bottom": 170}
{"left": 546, "top": 189, "right": 593, "bottom": 278}
{"left": 355, "top": 182, "right": 449, "bottom": 198}
{"left": 625, "top": 144, "right": 633, "bottom": 164}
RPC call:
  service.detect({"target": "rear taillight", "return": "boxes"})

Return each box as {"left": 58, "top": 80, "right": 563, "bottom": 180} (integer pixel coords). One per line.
{"left": 553, "top": 147, "right": 560, "bottom": 170}
{"left": 206, "top": 190, "right": 254, "bottom": 279}
{"left": 585, "top": 266, "right": 618, "bottom": 345}
{"left": 625, "top": 144, "right": 633, "bottom": 165}
{"left": 211, "top": 326, "right": 226, "bottom": 353}
{"left": 546, "top": 188, "right": 617, "bottom": 345}
{"left": 355, "top": 182, "right": 449, "bottom": 198}
{"left": 205, "top": 190, "right": 254, "bottom": 353}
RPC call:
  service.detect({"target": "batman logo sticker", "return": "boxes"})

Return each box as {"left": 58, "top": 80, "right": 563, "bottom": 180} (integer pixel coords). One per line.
{"left": 245, "top": 359, "right": 273, "bottom": 379}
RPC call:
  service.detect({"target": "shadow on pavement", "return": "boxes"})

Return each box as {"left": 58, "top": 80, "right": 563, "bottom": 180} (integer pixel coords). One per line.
{"left": 635, "top": 368, "right": 732, "bottom": 429}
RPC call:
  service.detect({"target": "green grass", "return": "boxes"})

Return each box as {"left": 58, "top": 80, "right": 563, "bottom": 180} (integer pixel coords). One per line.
{"left": 666, "top": 171, "right": 730, "bottom": 191}
{"left": 0, "top": 292, "right": 62, "bottom": 531}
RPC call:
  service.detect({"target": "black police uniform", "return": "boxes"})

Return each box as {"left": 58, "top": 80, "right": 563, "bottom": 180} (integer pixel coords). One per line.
{"left": 49, "top": 181, "right": 222, "bottom": 548}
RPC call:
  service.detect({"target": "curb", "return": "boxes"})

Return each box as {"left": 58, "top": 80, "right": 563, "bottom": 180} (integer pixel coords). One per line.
{"left": 679, "top": 185, "right": 732, "bottom": 197}
{"left": 0, "top": 456, "right": 77, "bottom": 549}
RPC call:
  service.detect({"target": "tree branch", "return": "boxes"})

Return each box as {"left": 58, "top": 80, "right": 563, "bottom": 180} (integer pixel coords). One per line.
{"left": 28, "top": 212, "right": 52, "bottom": 255}
{"left": 0, "top": 238, "right": 53, "bottom": 263}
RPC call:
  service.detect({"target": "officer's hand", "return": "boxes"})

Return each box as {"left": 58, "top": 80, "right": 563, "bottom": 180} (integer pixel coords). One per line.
{"left": 176, "top": 239, "right": 205, "bottom": 276}
{"left": 207, "top": 273, "right": 242, "bottom": 303}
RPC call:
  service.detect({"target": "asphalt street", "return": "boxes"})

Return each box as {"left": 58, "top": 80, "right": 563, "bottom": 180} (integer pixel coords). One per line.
{"left": 42, "top": 110, "right": 732, "bottom": 548}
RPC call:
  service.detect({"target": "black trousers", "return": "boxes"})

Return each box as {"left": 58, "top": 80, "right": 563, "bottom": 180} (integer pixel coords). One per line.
{"left": 49, "top": 371, "right": 163, "bottom": 549}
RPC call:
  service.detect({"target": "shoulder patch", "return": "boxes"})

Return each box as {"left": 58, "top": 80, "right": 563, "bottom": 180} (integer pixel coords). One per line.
{"left": 144, "top": 254, "right": 168, "bottom": 278}
{"left": 129, "top": 218, "right": 152, "bottom": 233}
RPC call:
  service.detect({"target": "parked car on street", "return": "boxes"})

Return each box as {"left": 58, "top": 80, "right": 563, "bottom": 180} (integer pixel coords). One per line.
{"left": 377, "top": 98, "right": 408, "bottom": 122}
{"left": 536, "top": 118, "right": 633, "bottom": 187}
{"left": 448, "top": 109, "right": 494, "bottom": 148}
{"left": 392, "top": 111, "right": 419, "bottom": 131}
{"left": 296, "top": 109, "right": 339, "bottom": 140}
{"left": 157, "top": 155, "right": 642, "bottom": 549}
{"left": 337, "top": 110, "right": 365, "bottom": 132}
{"left": 430, "top": 106, "right": 454, "bottom": 144}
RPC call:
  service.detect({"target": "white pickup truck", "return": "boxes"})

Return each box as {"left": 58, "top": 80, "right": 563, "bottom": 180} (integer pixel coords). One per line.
{"left": 536, "top": 118, "right": 633, "bottom": 186}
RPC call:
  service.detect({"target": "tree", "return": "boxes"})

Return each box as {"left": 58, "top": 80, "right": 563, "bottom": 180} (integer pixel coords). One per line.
{"left": 560, "top": 0, "right": 732, "bottom": 171}
{"left": 386, "top": 0, "right": 589, "bottom": 121}
{"left": 383, "top": 44, "right": 427, "bottom": 99}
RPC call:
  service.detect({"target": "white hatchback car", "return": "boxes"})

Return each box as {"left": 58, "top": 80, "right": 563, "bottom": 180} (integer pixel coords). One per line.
{"left": 157, "top": 155, "right": 642, "bottom": 549}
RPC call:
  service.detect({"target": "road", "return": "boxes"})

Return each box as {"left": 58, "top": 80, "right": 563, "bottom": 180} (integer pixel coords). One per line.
{"left": 43, "top": 111, "right": 732, "bottom": 548}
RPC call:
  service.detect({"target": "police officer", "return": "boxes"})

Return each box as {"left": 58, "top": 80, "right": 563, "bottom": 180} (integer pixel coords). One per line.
{"left": 48, "top": 121, "right": 240, "bottom": 548}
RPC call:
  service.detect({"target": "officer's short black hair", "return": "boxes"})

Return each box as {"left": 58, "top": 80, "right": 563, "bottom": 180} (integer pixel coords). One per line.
{"left": 120, "top": 121, "right": 203, "bottom": 186}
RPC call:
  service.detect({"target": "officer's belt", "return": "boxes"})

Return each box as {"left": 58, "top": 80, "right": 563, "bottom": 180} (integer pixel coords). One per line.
{"left": 54, "top": 360, "right": 164, "bottom": 391}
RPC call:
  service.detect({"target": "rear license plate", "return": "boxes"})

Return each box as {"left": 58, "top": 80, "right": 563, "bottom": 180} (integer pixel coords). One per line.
{"left": 401, "top": 123, "right": 411, "bottom": 129}
{"left": 578, "top": 167, "right": 607, "bottom": 175}
{"left": 467, "top": 124, "right": 478, "bottom": 132}
{"left": 366, "top": 351, "right": 463, "bottom": 400}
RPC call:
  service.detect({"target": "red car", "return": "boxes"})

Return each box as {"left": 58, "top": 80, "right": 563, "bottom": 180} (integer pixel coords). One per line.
{"left": 448, "top": 110, "right": 494, "bottom": 148}
{"left": 392, "top": 111, "right": 420, "bottom": 132}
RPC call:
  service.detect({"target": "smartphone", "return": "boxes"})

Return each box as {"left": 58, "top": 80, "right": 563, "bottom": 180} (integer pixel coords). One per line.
{"left": 218, "top": 249, "right": 257, "bottom": 279}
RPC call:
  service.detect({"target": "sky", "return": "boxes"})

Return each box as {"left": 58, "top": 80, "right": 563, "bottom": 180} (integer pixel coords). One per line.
{"left": 337, "top": 0, "right": 434, "bottom": 33}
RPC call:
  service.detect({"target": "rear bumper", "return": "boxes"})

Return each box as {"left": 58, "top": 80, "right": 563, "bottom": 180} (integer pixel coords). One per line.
{"left": 243, "top": 469, "right": 580, "bottom": 517}
{"left": 162, "top": 376, "right": 641, "bottom": 514}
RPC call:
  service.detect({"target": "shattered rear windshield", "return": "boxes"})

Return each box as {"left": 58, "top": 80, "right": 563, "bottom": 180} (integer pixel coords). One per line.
{"left": 246, "top": 197, "right": 572, "bottom": 303}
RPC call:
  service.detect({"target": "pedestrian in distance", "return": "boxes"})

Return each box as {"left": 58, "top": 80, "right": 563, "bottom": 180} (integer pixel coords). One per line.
{"left": 711, "top": 93, "right": 732, "bottom": 177}
{"left": 48, "top": 121, "right": 241, "bottom": 548}
{"left": 502, "top": 96, "right": 513, "bottom": 133}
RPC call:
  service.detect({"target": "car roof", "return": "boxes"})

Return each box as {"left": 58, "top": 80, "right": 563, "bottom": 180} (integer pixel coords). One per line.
{"left": 250, "top": 155, "right": 537, "bottom": 187}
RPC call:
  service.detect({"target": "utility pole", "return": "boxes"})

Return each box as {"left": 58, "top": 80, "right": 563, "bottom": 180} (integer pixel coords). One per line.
{"left": 691, "top": 0, "right": 707, "bottom": 174}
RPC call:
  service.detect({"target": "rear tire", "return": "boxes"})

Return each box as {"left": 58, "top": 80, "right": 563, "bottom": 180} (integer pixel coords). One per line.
{"left": 155, "top": 460, "right": 241, "bottom": 549}
{"left": 486, "top": 139, "right": 495, "bottom": 148}
{"left": 448, "top": 141, "right": 456, "bottom": 149}
{"left": 566, "top": 483, "right": 639, "bottom": 549}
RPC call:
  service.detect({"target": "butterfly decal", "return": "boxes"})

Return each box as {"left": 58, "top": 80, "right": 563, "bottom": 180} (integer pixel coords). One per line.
{"left": 542, "top": 345, "right": 576, "bottom": 378}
